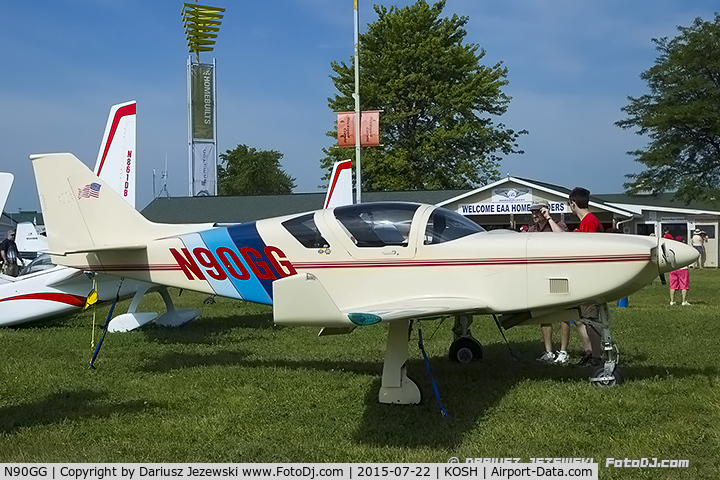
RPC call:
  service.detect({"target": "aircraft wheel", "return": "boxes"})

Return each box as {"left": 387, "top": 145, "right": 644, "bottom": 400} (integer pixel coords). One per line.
{"left": 449, "top": 337, "right": 482, "bottom": 363}
{"left": 590, "top": 366, "right": 623, "bottom": 387}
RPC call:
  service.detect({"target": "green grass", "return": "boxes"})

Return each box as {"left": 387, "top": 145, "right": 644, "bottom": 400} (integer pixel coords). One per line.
{"left": 0, "top": 271, "right": 718, "bottom": 479}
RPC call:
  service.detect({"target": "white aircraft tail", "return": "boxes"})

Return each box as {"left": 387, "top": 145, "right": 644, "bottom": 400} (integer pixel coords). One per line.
{"left": 324, "top": 160, "right": 353, "bottom": 208}
{"left": 0, "top": 172, "right": 13, "bottom": 214}
{"left": 15, "top": 222, "right": 48, "bottom": 255}
{"left": 94, "top": 101, "right": 136, "bottom": 208}
{"left": 31, "top": 153, "right": 192, "bottom": 255}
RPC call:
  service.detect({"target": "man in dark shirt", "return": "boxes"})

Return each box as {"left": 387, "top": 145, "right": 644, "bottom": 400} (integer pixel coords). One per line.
{"left": 1, "top": 229, "right": 23, "bottom": 277}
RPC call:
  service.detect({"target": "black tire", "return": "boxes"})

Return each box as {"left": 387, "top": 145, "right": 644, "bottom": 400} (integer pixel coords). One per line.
{"left": 590, "top": 366, "right": 623, "bottom": 387}
{"left": 449, "top": 337, "right": 483, "bottom": 363}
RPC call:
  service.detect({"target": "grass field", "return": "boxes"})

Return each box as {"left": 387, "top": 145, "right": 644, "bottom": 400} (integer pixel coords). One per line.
{"left": 0, "top": 269, "right": 718, "bottom": 478}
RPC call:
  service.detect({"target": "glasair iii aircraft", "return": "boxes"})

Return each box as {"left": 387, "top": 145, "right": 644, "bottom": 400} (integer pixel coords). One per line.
{"left": 31, "top": 152, "right": 698, "bottom": 404}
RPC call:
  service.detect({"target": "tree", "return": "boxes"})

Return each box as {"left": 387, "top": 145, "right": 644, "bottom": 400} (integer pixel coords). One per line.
{"left": 218, "top": 144, "right": 296, "bottom": 195}
{"left": 616, "top": 14, "right": 720, "bottom": 203}
{"left": 321, "top": 0, "right": 525, "bottom": 191}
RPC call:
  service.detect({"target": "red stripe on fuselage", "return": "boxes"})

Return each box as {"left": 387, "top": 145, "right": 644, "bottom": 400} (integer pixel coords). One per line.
{"left": 64, "top": 254, "right": 651, "bottom": 276}
{"left": 291, "top": 254, "right": 652, "bottom": 270}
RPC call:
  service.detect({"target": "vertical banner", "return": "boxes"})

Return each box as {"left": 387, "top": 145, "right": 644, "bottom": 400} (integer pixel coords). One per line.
{"left": 191, "top": 63, "right": 214, "bottom": 140}
{"left": 188, "top": 58, "right": 217, "bottom": 196}
{"left": 192, "top": 143, "right": 216, "bottom": 196}
{"left": 337, "top": 111, "right": 380, "bottom": 147}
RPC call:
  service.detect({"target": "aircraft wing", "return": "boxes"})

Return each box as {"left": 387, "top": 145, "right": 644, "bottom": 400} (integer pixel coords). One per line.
{"left": 273, "top": 272, "right": 486, "bottom": 327}
{"left": 345, "top": 296, "right": 487, "bottom": 324}
{"left": 46, "top": 244, "right": 148, "bottom": 256}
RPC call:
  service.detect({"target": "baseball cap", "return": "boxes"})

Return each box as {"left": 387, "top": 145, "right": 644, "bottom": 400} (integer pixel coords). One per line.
{"left": 529, "top": 202, "right": 549, "bottom": 211}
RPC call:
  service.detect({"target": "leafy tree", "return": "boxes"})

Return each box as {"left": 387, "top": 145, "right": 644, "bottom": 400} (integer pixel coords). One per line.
{"left": 616, "top": 14, "right": 720, "bottom": 203}
{"left": 218, "top": 144, "right": 296, "bottom": 195}
{"left": 322, "top": 0, "right": 525, "bottom": 191}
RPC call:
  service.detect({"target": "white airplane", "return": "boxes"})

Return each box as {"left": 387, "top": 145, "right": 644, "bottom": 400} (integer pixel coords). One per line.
{"left": 31, "top": 152, "right": 699, "bottom": 403}
{"left": 0, "top": 102, "right": 200, "bottom": 329}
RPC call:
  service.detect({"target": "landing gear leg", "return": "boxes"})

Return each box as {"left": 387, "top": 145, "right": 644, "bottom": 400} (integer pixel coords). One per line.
{"left": 588, "top": 304, "right": 623, "bottom": 386}
{"left": 448, "top": 315, "right": 483, "bottom": 363}
{"left": 379, "top": 319, "right": 421, "bottom": 404}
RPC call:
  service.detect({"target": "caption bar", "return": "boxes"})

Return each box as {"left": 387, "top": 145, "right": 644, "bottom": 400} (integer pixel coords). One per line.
{"left": 0, "top": 463, "right": 597, "bottom": 480}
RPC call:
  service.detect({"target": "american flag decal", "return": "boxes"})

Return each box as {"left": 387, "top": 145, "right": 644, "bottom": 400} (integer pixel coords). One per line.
{"left": 78, "top": 182, "right": 101, "bottom": 199}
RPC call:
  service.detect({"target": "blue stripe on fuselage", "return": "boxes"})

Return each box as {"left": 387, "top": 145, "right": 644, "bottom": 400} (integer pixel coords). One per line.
{"left": 225, "top": 223, "right": 276, "bottom": 302}
{"left": 180, "top": 232, "right": 243, "bottom": 300}
{"left": 198, "top": 225, "right": 274, "bottom": 305}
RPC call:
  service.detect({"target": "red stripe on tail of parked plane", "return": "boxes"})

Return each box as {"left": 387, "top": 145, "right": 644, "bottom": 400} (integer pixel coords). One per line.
{"left": 0, "top": 292, "right": 87, "bottom": 307}
{"left": 96, "top": 103, "right": 136, "bottom": 176}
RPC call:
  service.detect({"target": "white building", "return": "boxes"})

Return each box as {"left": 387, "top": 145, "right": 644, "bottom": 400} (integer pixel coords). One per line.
{"left": 437, "top": 176, "right": 719, "bottom": 267}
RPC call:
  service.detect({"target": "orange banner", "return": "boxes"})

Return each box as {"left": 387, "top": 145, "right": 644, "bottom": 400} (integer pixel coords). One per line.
{"left": 337, "top": 111, "right": 380, "bottom": 147}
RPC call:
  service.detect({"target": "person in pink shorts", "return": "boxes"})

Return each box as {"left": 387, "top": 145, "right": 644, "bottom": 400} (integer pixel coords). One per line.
{"left": 669, "top": 235, "right": 691, "bottom": 306}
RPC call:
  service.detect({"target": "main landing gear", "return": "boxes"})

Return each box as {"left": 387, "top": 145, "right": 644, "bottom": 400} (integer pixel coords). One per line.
{"left": 448, "top": 315, "right": 482, "bottom": 363}
{"left": 378, "top": 315, "right": 482, "bottom": 405}
{"left": 586, "top": 304, "right": 623, "bottom": 387}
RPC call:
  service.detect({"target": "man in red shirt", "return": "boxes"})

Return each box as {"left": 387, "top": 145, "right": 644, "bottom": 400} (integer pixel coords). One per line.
{"left": 568, "top": 187, "right": 604, "bottom": 367}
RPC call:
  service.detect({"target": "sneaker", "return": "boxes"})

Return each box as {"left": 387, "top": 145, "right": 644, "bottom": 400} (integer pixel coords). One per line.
{"left": 682, "top": 301, "right": 691, "bottom": 306}
{"left": 576, "top": 352, "right": 593, "bottom": 366}
{"left": 588, "top": 356, "right": 603, "bottom": 368}
{"left": 554, "top": 350, "right": 570, "bottom": 365}
{"left": 538, "top": 351, "right": 556, "bottom": 363}
{"left": 670, "top": 301, "right": 676, "bottom": 306}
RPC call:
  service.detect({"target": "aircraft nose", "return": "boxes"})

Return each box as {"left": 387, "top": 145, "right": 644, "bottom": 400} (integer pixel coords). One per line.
{"left": 657, "top": 239, "right": 700, "bottom": 274}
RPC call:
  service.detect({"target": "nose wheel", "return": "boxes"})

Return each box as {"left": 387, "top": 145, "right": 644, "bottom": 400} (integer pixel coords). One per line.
{"left": 586, "top": 304, "right": 623, "bottom": 387}
{"left": 590, "top": 365, "right": 623, "bottom": 387}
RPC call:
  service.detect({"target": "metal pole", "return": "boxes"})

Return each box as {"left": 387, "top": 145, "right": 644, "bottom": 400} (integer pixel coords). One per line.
{"left": 353, "top": 0, "right": 361, "bottom": 203}
{"left": 213, "top": 57, "right": 218, "bottom": 196}
{"left": 187, "top": 55, "right": 193, "bottom": 196}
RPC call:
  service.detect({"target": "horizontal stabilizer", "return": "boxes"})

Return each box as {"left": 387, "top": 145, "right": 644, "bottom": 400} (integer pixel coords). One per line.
{"left": 156, "top": 309, "right": 202, "bottom": 327}
{"left": 108, "top": 312, "right": 158, "bottom": 332}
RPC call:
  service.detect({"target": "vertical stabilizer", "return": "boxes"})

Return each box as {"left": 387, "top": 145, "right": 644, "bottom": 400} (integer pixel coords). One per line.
{"left": 32, "top": 153, "right": 152, "bottom": 253}
{"left": 94, "top": 101, "right": 136, "bottom": 208}
{"left": 324, "top": 160, "right": 353, "bottom": 208}
{"left": 15, "top": 222, "right": 48, "bottom": 255}
{"left": 0, "top": 173, "right": 13, "bottom": 214}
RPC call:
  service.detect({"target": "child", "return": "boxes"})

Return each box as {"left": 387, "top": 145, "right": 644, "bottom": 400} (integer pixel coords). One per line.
{"left": 669, "top": 235, "right": 691, "bottom": 306}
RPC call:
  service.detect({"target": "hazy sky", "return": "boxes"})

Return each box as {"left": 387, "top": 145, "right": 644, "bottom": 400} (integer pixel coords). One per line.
{"left": 1, "top": 0, "right": 717, "bottom": 213}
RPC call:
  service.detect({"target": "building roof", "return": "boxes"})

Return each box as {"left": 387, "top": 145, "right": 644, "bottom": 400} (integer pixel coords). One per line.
{"left": 437, "top": 176, "right": 638, "bottom": 218}
{"left": 141, "top": 189, "right": 470, "bottom": 224}
{"left": 7, "top": 211, "right": 44, "bottom": 225}
{"left": 140, "top": 179, "right": 720, "bottom": 225}
{"left": 597, "top": 192, "right": 720, "bottom": 215}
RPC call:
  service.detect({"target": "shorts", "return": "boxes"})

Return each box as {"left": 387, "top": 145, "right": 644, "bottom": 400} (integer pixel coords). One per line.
{"left": 1, "top": 262, "right": 19, "bottom": 277}
{"left": 580, "top": 304, "right": 599, "bottom": 320}
{"left": 669, "top": 269, "right": 689, "bottom": 290}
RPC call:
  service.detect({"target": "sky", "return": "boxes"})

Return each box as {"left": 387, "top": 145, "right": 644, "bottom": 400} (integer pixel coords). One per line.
{"left": 1, "top": 0, "right": 718, "bottom": 213}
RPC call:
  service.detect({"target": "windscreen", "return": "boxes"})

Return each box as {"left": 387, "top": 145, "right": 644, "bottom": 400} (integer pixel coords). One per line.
{"left": 424, "top": 207, "right": 485, "bottom": 244}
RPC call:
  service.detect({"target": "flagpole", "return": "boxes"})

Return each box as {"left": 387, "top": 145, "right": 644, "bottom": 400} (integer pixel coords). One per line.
{"left": 353, "top": 0, "right": 362, "bottom": 203}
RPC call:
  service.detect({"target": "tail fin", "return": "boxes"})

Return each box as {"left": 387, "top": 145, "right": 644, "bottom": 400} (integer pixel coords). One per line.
{"left": 32, "top": 153, "right": 154, "bottom": 254}
{"left": 94, "top": 101, "right": 136, "bottom": 208}
{"left": 324, "top": 160, "right": 353, "bottom": 208}
{"left": 15, "top": 222, "right": 49, "bottom": 255}
{"left": 0, "top": 172, "right": 13, "bottom": 214}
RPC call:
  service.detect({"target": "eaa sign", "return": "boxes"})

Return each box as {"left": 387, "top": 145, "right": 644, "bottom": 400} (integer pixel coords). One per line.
{"left": 459, "top": 202, "right": 568, "bottom": 216}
